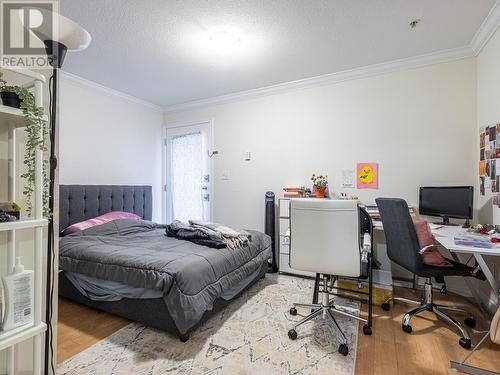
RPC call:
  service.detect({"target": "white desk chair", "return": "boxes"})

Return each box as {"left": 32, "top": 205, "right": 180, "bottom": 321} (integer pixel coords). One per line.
{"left": 287, "top": 199, "right": 372, "bottom": 356}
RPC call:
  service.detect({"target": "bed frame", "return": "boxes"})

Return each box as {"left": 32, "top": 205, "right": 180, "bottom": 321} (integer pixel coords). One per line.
{"left": 58, "top": 184, "right": 266, "bottom": 341}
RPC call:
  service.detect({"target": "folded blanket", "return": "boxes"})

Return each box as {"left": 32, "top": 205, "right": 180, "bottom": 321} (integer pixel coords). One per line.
{"left": 189, "top": 220, "right": 251, "bottom": 249}
{"left": 165, "top": 220, "right": 227, "bottom": 248}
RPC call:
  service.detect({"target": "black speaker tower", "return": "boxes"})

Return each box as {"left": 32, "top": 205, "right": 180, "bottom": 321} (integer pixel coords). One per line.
{"left": 265, "top": 191, "right": 278, "bottom": 272}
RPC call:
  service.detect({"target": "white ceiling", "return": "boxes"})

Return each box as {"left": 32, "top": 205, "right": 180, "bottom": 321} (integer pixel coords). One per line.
{"left": 60, "top": 0, "right": 497, "bottom": 107}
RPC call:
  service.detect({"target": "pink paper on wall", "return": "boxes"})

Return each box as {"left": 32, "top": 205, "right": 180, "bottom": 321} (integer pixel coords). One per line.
{"left": 356, "top": 162, "right": 378, "bottom": 189}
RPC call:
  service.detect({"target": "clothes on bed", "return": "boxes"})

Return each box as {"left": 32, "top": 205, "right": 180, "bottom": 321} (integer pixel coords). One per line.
{"left": 165, "top": 220, "right": 227, "bottom": 248}
{"left": 189, "top": 220, "right": 251, "bottom": 249}
{"left": 59, "top": 219, "right": 271, "bottom": 334}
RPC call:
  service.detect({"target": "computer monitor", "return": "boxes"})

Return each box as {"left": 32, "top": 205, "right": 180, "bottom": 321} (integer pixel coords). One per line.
{"left": 419, "top": 186, "right": 473, "bottom": 225}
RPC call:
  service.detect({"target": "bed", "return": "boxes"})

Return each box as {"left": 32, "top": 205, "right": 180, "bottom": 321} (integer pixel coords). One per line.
{"left": 58, "top": 185, "right": 271, "bottom": 341}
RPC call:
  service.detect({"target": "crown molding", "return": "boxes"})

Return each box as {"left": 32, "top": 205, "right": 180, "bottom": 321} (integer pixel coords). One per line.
{"left": 471, "top": 0, "right": 500, "bottom": 55}
{"left": 164, "top": 46, "right": 474, "bottom": 113}
{"left": 60, "top": 71, "right": 163, "bottom": 112}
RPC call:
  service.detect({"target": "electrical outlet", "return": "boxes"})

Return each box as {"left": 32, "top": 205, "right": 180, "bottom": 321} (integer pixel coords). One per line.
{"left": 282, "top": 236, "right": 290, "bottom": 245}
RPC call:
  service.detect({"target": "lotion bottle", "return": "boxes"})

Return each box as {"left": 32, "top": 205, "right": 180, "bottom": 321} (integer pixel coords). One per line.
{"left": 1, "top": 257, "right": 34, "bottom": 331}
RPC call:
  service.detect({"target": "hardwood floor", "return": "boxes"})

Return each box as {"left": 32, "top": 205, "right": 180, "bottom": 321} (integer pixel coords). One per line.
{"left": 356, "top": 287, "right": 500, "bottom": 375}
{"left": 57, "top": 297, "right": 130, "bottom": 364}
{"left": 58, "top": 288, "right": 500, "bottom": 374}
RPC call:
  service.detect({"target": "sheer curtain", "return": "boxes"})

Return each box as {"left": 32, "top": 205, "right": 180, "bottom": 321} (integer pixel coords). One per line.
{"left": 170, "top": 132, "right": 203, "bottom": 222}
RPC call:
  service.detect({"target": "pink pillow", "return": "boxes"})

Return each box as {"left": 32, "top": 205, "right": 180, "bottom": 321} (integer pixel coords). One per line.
{"left": 62, "top": 211, "right": 141, "bottom": 235}
{"left": 413, "top": 220, "right": 453, "bottom": 268}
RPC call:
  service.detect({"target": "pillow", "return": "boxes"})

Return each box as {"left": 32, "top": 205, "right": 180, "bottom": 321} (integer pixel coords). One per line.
{"left": 413, "top": 220, "right": 453, "bottom": 268}
{"left": 62, "top": 211, "right": 141, "bottom": 235}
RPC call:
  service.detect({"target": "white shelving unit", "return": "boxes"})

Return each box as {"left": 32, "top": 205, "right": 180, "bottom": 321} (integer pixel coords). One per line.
{"left": 0, "top": 68, "right": 47, "bottom": 375}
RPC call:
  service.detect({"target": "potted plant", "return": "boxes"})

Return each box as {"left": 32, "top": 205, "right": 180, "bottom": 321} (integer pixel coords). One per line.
{"left": 0, "top": 71, "right": 49, "bottom": 216}
{"left": 0, "top": 74, "right": 21, "bottom": 108}
{"left": 311, "top": 174, "right": 328, "bottom": 198}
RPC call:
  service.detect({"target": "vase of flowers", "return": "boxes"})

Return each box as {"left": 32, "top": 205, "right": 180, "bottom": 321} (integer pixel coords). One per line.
{"left": 311, "top": 174, "right": 328, "bottom": 198}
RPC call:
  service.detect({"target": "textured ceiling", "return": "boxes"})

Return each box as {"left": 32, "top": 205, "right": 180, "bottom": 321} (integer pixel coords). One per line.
{"left": 60, "top": 0, "right": 496, "bottom": 107}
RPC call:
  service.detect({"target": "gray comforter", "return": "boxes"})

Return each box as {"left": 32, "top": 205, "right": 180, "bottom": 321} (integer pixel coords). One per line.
{"left": 59, "top": 219, "right": 271, "bottom": 334}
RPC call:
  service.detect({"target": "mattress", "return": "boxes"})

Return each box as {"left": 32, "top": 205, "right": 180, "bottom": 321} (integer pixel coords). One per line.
{"left": 59, "top": 219, "right": 271, "bottom": 334}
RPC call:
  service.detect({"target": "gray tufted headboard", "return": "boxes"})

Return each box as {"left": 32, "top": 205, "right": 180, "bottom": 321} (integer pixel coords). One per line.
{"left": 59, "top": 185, "right": 152, "bottom": 233}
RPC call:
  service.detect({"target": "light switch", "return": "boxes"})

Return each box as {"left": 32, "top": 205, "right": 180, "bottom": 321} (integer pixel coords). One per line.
{"left": 245, "top": 152, "right": 251, "bottom": 161}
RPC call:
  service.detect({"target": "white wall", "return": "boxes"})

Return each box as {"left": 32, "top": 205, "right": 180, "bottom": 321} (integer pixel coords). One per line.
{"left": 476, "top": 25, "right": 500, "bottom": 311}
{"left": 59, "top": 75, "right": 163, "bottom": 221}
{"left": 164, "top": 59, "right": 477, "bottom": 232}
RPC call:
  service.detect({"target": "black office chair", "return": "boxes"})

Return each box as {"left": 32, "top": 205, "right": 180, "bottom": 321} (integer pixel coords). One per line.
{"left": 376, "top": 198, "right": 482, "bottom": 350}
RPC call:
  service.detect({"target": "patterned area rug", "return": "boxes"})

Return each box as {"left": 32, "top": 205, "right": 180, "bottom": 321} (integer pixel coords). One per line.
{"left": 58, "top": 274, "right": 360, "bottom": 375}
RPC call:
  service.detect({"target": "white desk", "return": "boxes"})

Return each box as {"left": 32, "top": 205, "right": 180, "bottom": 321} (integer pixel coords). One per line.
{"left": 432, "top": 226, "right": 499, "bottom": 306}
{"left": 431, "top": 225, "right": 500, "bottom": 322}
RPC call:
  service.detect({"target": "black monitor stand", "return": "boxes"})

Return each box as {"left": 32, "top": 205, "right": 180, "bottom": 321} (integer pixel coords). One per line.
{"left": 433, "top": 217, "right": 458, "bottom": 226}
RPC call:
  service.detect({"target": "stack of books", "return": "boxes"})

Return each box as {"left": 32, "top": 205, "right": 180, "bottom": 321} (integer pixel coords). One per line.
{"left": 362, "top": 202, "right": 418, "bottom": 221}
{"left": 363, "top": 203, "right": 380, "bottom": 220}
{"left": 283, "top": 187, "right": 303, "bottom": 198}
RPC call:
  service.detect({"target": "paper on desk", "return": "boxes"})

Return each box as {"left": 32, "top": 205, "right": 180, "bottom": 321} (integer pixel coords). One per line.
{"left": 429, "top": 223, "right": 443, "bottom": 230}
{"left": 454, "top": 233, "right": 496, "bottom": 249}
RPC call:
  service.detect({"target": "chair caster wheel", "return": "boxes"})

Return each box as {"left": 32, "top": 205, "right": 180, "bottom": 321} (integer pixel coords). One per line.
{"left": 289, "top": 307, "right": 297, "bottom": 316}
{"left": 363, "top": 324, "right": 372, "bottom": 335}
{"left": 288, "top": 329, "right": 298, "bottom": 340}
{"left": 381, "top": 303, "right": 390, "bottom": 311}
{"left": 338, "top": 343, "right": 349, "bottom": 356}
{"left": 464, "top": 317, "right": 476, "bottom": 329}
{"left": 402, "top": 324, "right": 412, "bottom": 334}
{"left": 179, "top": 334, "right": 190, "bottom": 342}
{"left": 459, "top": 338, "right": 472, "bottom": 350}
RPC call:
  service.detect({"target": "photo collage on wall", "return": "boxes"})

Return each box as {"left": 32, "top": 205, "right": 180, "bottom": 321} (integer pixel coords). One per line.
{"left": 479, "top": 124, "right": 500, "bottom": 206}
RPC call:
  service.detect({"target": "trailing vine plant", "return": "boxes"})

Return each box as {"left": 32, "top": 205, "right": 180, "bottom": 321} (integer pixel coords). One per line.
{"left": 0, "top": 71, "right": 50, "bottom": 217}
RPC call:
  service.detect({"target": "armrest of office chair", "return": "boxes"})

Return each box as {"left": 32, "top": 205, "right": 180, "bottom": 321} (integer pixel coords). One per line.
{"left": 418, "top": 244, "right": 436, "bottom": 255}
{"left": 361, "top": 232, "right": 371, "bottom": 263}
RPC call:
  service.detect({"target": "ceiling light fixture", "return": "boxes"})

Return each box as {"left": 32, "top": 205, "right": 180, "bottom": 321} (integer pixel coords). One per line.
{"left": 208, "top": 31, "right": 242, "bottom": 53}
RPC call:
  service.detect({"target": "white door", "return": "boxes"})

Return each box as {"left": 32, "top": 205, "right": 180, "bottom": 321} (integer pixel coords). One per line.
{"left": 165, "top": 122, "right": 213, "bottom": 223}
